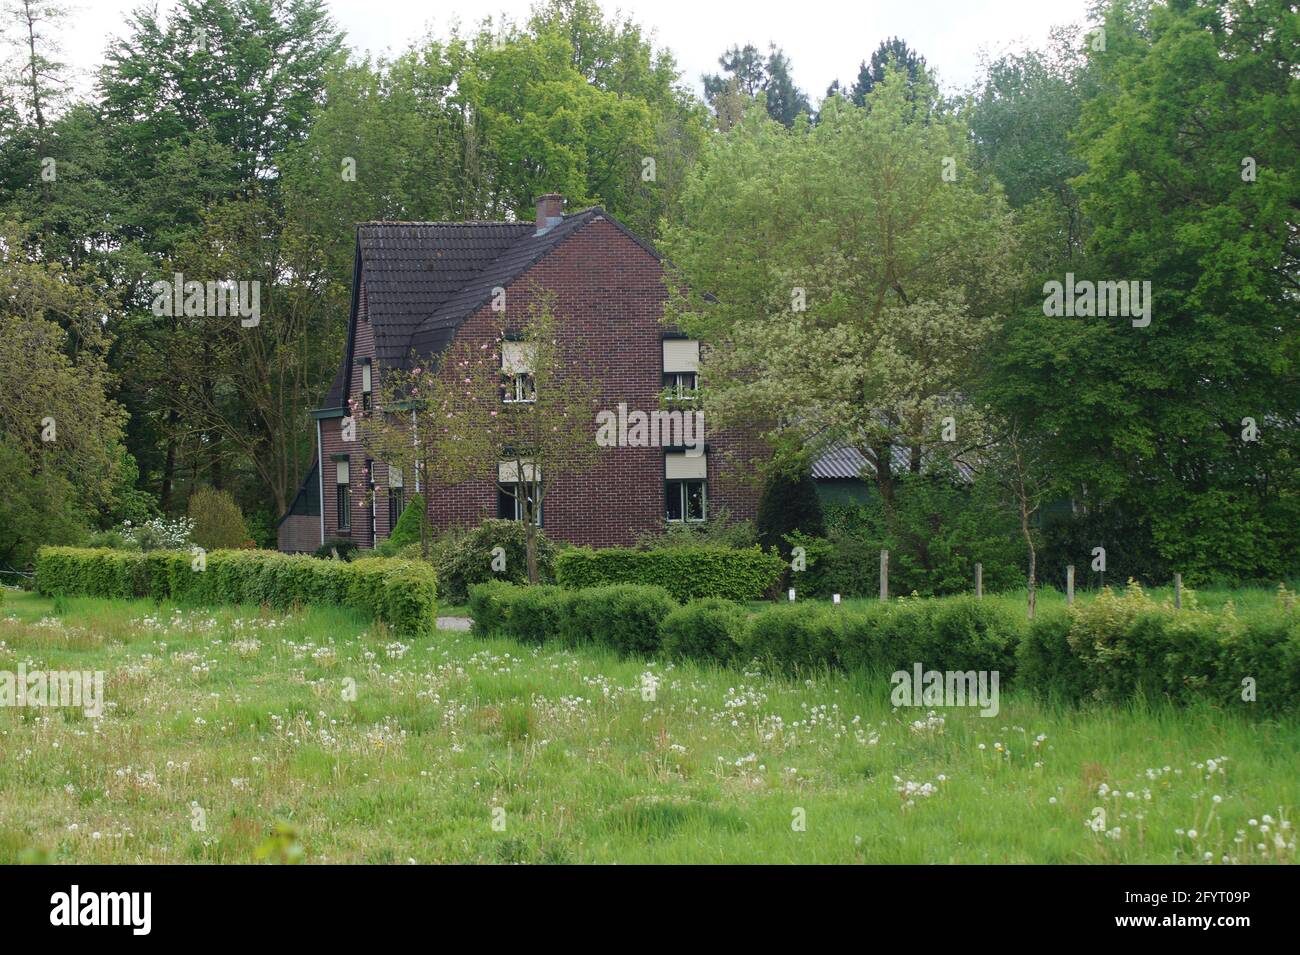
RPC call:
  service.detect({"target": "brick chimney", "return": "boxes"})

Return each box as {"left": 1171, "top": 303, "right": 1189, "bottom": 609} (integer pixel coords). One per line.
{"left": 535, "top": 193, "right": 564, "bottom": 234}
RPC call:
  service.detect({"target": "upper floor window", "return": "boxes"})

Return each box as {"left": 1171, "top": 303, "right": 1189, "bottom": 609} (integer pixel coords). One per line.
{"left": 360, "top": 359, "right": 372, "bottom": 411}
{"left": 662, "top": 338, "right": 699, "bottom": 401}
{"left": 502, "top": 339, "right": 536, "bottom": 404}
{"left": 663, "top": 371, "right": 698, "bottom": 400}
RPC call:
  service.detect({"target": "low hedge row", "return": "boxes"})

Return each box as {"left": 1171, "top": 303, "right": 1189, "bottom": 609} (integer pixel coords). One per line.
{"left": 1017, "top": 584, "right": 1300, "bottom": 714}
{"left": 467, "top": 582, "right": 1020, "bottom": 672}
{"left": 35, "top": 546, "right": 437, "bottom": 635}
{"left": 554, "top": 545, "right": 785, "bottom": 601}
{"left": 469, "top": 581, "right": 1300, "bottom": 712}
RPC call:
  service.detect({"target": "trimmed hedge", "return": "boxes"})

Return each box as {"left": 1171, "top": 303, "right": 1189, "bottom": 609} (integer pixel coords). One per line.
{"left": 468, "top": 579, "right": 1300, "bottom": 713}
{"left": 1016, "top": 583, "right": 1300, "bottom": 714}
{"left": 470, "top": 581, "right": 678, "bottom": 656}
{"left": 555, "top": 545, "right": 784, "bottom": 602}
{"left": 35, "top": 546, "right": 437, "bottom": 635}
{"left": 660, "top": 598, "right": 749, "bottom": 664}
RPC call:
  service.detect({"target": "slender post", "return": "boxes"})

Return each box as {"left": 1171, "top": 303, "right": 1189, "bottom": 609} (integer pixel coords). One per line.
{"left": 1174, "top": 573, "right": 1182, "bottom": 610}
{"left": 879, "top": 549, "right": 889, "bottom": 601}
{"left": 1066, "top": 565, "right": 1075, "bottom": 605}
{"left": 975, "top": 562, "right": 983, "bottom": 599}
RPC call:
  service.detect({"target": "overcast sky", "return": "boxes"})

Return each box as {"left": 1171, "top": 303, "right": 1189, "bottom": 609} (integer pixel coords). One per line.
{"left": 57, "top": 0, "right": 1095, "bottom": 101}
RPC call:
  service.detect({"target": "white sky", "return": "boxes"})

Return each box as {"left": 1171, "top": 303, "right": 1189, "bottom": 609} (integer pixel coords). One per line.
{"left": 55, "top": 0, "right": 1094, "bottom": 101}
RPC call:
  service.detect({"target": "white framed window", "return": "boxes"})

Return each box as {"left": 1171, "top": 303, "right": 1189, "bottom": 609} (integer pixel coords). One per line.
{"left": 504, "top": 372, "right": 537, "bottom": 403}
{"left": 334, "top": 457, "right": 351, "bottom": 531}
{"left": 663, "top": 371, "right": 698, "bottom": 400}
{"left": 361, "top": 359, "right": 372, "bottom": 411}
{"left": 502, "top": 340, "right": 536, "bottom": 403}
{"left": 497, "top": 461, "right": 541, "bottom": 525}
{"left": 665, "top": 451, "right": 706, "bottom": 522}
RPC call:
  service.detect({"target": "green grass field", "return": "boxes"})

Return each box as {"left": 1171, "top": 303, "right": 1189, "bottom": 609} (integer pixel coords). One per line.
{"left": 1, "top": 588, "right": 1296, "bottom": 864}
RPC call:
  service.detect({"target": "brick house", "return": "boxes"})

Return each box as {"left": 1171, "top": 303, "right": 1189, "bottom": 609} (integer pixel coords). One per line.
{"left": 277, "top": 195, "right": 766, "bottom": 553}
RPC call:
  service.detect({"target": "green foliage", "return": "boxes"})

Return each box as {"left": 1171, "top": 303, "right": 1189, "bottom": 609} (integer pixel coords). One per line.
{"left": 500, "top": 585, "right": 574, "bottom": 646}
{"left": 468, "top": 581, "right": 677, "bottom": 657}
{"left": 744, "top": 604, "right": 846, "bottom": 671}
{"left": 386, "top": 494, "right": 428, "bottom": 551}
{"left": 35, "top": 546, "right": 436, "bottom": 635}
{"left": 983, "top": 0, "right": 1300, "bottom": 584}
{"left": 555, "top": 546, "right": 784, "bottom": 601}
{"left": 658, "top": 598, "right": 748, "bottom": 664}
{"left": 433, "top": 520, "right": 557, "bottom": 604}
{"left": 578, "top": 585, "right": 677, "bottom": 656}
{"left": 634, "top": 508, "right": 756, "bottom": 549}
{"left": 188, "top": 487, "right": 251, "bottom": 550}
{"left": 1017, "top": 582, "right": 1300, "bottom": 715}
{"left": 314, "top": 539, "right": 359, "bottom": 562}
{"left": 466, "top": 580, "right": 519, "bottom": 636}
{"left": 755, "top": 469, "right": 825, "bottom": 556}
{"left": 792, "top": 478, "right": 1023, "bottom": 599}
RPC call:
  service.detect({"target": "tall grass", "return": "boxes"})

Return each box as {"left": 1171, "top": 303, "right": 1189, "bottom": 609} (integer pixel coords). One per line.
{"left": 1, "top": 589, "right": 1295, "bottom": 864}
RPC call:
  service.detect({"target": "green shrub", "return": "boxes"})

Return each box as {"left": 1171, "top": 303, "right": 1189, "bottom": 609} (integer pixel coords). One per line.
{"left": 188, "top": 487, "right": 251, "bottom": 550}
{"left": 579, "top": 585, "right": 677, "bottom": 656}
{"left": 660, "top": 598, "right": 748, "bottom": 664}
{"left": 756, "top": 469, "right": 825, "bottom": 556}
{"left": 555, "top": 546, "right": 784, "bottom": 602}
{"left": 35, "top": 546, "right": 436, "bottom": 635}
{"left": 467, "top": 580, "right": 519, "bottom": 635}
{"left": 435, "top": 519, "right": 556, "bottom": 604}
{"left": 501, "top": 585, "right": 570, "bottom": 645}
{"left": 1016, "top": 609, "right": 1088, "bottom": 702}
{"left": 386, "top": 494, "right": 429, "bottom": 550}
{"left": 743, "top": 604, "right": 845, "bottom": 671}
{"left": 314, "top": 538, "right": 358, "bottom": 561}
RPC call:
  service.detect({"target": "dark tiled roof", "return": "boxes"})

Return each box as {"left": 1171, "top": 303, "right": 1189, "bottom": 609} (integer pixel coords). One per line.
{"left": 358, "top": 221, "right": 534, "bottom": 369}
{"left": 315, "top": 207, "right": 614, "bottom": 410}
{"left": 408, "top": 210, "right": 602, "bottom": 357}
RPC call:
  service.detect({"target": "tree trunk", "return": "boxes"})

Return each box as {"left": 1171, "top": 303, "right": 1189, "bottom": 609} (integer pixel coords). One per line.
{"left": 1022, "top": 503, "right": 1037, "bottom": 621}
{"left": 525, "top": 520, "right": 539, "bottom": 585}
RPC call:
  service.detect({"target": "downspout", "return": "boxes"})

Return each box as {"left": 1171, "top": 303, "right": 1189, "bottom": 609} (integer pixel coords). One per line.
{"left": 316, "top": 418, "right": 325, "bottom": 547}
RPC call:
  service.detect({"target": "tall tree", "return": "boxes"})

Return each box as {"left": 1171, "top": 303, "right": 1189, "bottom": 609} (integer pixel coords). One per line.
{"left": 662, "top": 69, "right": 1020, "bottom": 507}
{"left": 846, "top": 37, "right": 928, "bottom": 106}
{"left": 984, "top": 0, "right": 1300, "bottom": 583}
{"left": 703, "top": 42, "right": 811, "bottom": 128}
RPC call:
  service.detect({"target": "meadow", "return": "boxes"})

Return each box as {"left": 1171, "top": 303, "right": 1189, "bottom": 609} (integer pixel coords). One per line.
{"left": 1, "top": 588, "right": 1296, "bottom": 864}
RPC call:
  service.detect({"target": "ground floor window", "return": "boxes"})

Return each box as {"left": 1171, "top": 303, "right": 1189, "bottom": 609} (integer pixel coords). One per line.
{"left": 666, "top": 479, "right": 706, "bottom": 522}
{"left": 388, "top": 465, "right": 405, "bottom": 530}
{"left": 497, "top": 482, "right": 541, "bottom": 525}
{"left": 334, "top": 457, "right": 351, "bottom": 531}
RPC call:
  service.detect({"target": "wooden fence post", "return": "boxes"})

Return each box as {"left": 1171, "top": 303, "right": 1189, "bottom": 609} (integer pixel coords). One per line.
{"left": 1066, "top": 565, "right": 1075, "bottom": 605}
{"left": 975, "top": 562, "right": 983, "bottom": 599}
{"left": 880, "top": 549, "right": 889, "bottom": 601}
{"left": 1174, "top": 573, "right": 1182, "bottom": 610}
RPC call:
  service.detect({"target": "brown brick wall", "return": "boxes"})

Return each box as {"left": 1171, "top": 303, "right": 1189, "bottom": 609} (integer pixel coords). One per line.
{"left": 277, "top": 514, "right": 321, "bottom": 553}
